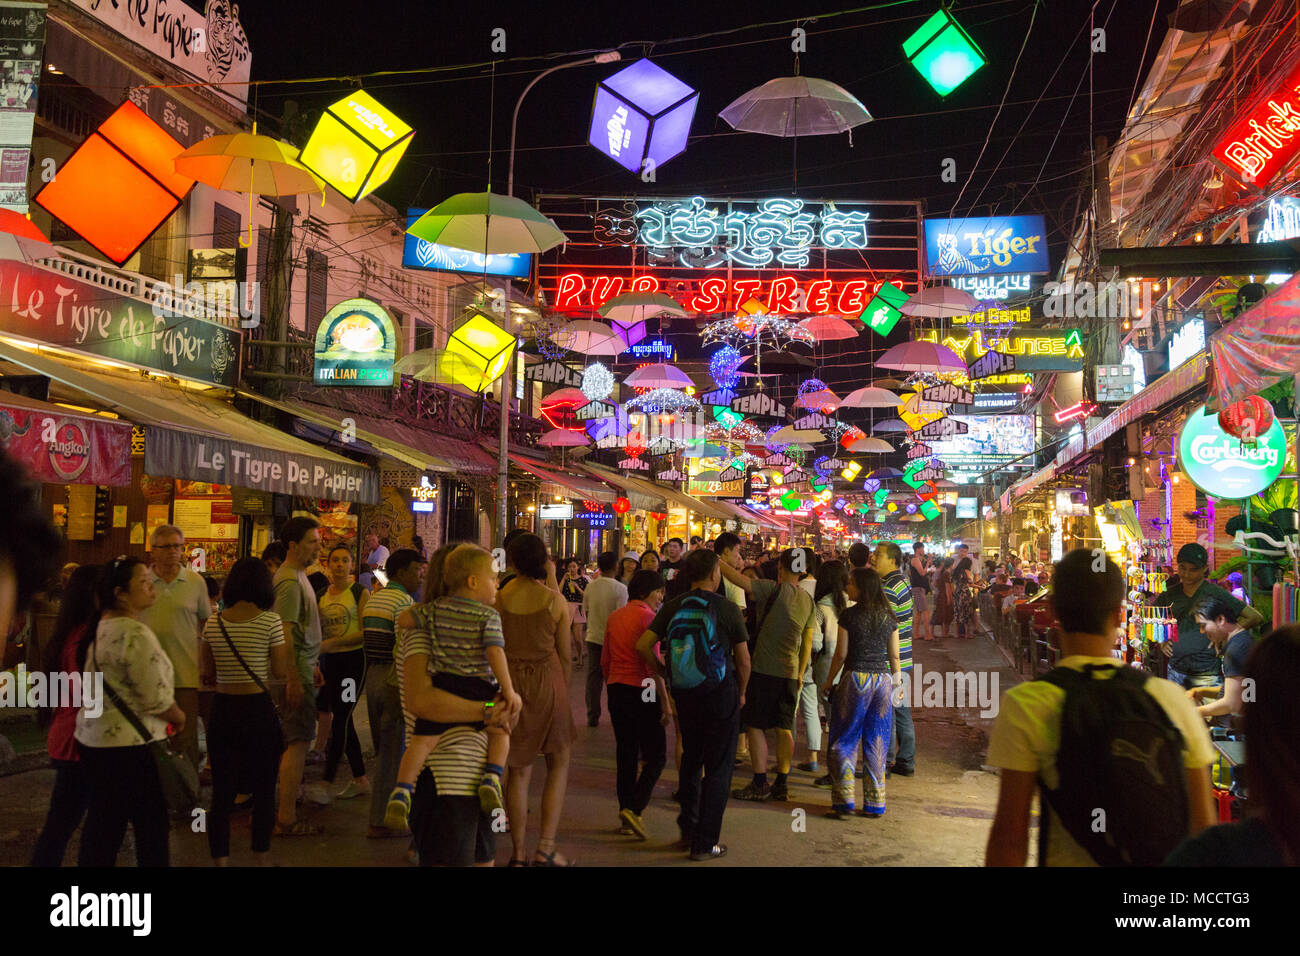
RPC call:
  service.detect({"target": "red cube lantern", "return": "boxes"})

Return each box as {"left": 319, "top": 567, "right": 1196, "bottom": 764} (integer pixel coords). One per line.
{"left": 1218, "top": 396, "right": 1274, "bottom": 443}
{"left": 33, "top": 100, "right": 195, "bottom": 265}
{"left": 612, "top": 496, "right": 631, "bottom": 514}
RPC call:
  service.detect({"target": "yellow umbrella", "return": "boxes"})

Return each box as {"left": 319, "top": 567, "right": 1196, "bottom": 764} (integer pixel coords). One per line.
{"left": 174, "top": 131, "right": 325, "bottom": 246}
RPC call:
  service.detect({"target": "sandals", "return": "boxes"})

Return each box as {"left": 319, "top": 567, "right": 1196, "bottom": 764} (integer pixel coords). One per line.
{"left": 533, "top": 849, "right": 576, "bottom": 867}
{"left": 273, "top": 820, "right": 323, "bottom": 837}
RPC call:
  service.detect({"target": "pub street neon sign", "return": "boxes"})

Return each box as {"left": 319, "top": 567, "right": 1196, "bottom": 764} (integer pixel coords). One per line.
{"left": 553, "top": 272, "right": 884, "bottom": 315}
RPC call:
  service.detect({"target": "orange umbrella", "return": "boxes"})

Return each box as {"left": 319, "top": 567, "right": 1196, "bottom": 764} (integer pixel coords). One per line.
{"left": 0, "top": 209, "right": 49, "bottom": 243}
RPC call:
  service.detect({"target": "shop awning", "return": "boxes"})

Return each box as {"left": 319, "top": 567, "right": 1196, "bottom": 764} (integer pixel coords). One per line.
{"left": 0, "top": 342, "right": 380, "bottom": 503}
{"left": 709, "top": 498, "right": 762, "bottom": 533}
{"left": 740, "top": 504, "right": 790, "bottom": 533}
{"left": 578, "top": 462, "right": 669, "bottom": 513}
{"left": 0, "top": 390, "right": 133, "bottom": 485}
{"left": 240, "top": 392, "right": 496, "bottom": 475}
{"left": 507, "top": 453, "right": 617, "bottom": 504}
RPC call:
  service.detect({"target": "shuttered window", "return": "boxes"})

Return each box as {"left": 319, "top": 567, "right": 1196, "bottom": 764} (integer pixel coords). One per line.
{"left": 306, "top": 248, "right": 329, "bottom": 329}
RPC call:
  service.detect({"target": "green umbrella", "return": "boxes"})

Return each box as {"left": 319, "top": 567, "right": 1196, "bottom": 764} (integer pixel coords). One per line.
{"left": 406, "top": 190, "right": 567, "bottom": 254}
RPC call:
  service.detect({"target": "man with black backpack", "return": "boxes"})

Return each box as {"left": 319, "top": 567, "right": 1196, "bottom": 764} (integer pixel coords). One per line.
{"left": 637, "top": 549, "right": 750, "bottom": 861}
{"left": 985, "top": 549, "right": 1216, "bottom": 866}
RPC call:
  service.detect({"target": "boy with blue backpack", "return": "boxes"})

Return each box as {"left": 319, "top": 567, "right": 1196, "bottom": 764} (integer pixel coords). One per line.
{"left": 637, "top": 549, "right": 751, "bottom": 861}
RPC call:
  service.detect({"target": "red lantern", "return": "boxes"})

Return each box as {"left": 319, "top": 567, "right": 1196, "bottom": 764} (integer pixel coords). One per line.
{"left": 649, "top": 511, "right": 667, "bottom": 521}
{"left": 612, "top": 497, "right": 631, "bottom": 514}
{"left": 1218, "top": 396, "right": 1274, "bottom": 442}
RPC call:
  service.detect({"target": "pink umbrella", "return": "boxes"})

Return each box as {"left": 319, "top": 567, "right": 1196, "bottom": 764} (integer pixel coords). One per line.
{"left": 623, "top": 362, "right": 693, "bottom": 389}
{"left": 876, "top": 341, "right": 966, "bottom": 373}
{"left": 795, "top": 387, "right": 841, "bottom": 410}
{"left": 798, "top": 314, "right": 859, "bottom": 341}
{"left": 840, "top": 386, "right": 901, "bottom": 408}
{"left": 537, "top": 428, "right": 591, "bottom": 447}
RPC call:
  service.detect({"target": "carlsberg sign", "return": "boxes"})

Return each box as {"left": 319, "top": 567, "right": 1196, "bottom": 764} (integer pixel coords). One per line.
{"left": 1178, "top": 404, "right": 1286, "bottom": 499}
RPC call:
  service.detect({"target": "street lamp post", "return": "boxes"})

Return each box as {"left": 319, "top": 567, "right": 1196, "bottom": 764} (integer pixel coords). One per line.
{"left": 494, "top": 51, "right": 621, "bottom": 541}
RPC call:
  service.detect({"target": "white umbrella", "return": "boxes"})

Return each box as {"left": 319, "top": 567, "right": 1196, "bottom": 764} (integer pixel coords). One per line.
{"left": 901, "top": 286, "right": 978, "bottom": 319}
{"left": 772, "top": 426, "right": 826, "bottom": 444}
{"left": 623, "top": 363, "right": 693, "bottom": 389}
{"left": 720, "top": 76, "right": 873, "bottom": 137}
{"left": 555, "top": 319, "right": 623, "bottom": 355}
{"left": 598, "top": 292, "right": 687, "bottom": 322}
{"left": 840, "top": 386, "right": 902, "bottom": 408}
{"left": 877, "top": 341, "right": 967, "bottom": 373}
{"left": 846, "top": 436, "right": 895, "bottom": 453}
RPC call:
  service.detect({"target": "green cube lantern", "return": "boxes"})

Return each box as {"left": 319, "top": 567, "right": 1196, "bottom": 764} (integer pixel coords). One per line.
{"left": 873, "top": 488, "right": 890, "bottom": 508}
{"left": 713, "top": 405, "right": 743, "bottom": 428}
{"left": 299, "top": 90, "right": 414, "bottom": 202}
{"left": 440, "top": 310, "right": 516, "bottom": 393}
{"left": 920, "top": 499, "right": 941, "bottom": 520}
{"left": 859, "top": 281, "right": 910, "bottom": 335}
{"left": 780, "top": 490, "right": 802, "bottom": 511}
{"left": 903, "top": 9, "right": 986, "bottom": 97}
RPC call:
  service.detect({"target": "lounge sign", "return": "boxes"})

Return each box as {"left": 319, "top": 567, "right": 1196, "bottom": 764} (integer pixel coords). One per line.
{"left": 1178, "top": 404, "right": 1286, "bottom": 499}
{"left": 146, "top": 427, "right": 380, "bottom": 504}
{"left": 0, "top": 257, "right": 240, "bottom": 387}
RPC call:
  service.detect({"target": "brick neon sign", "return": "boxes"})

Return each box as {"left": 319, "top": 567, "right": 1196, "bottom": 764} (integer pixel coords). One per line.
{"left": 552, "top": 272, "right": 885, "bottom": 314}
{"left": 1211, "top": 59, "right": 1300, "bottom": 187}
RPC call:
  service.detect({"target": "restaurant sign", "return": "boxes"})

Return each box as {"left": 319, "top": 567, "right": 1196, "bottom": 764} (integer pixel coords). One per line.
{"left": 313, "top": 298, "right": 396, "bottom": 386}
{"left": 146, "top": 427, "right": 380, "bottom": 503}
{"left": 1211, "top": 58, "right": 1300, "bottom": 188}
{"left": 0, "top": 256, "right": 241, "bottom": 386}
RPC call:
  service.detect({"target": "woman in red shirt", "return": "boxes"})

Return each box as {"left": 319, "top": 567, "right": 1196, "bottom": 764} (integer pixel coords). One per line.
{"left": 601, "top": 569, "right": 670, "bottom": 840}
{"left": 31, "top": 565, "right": 101, "bottom": 866}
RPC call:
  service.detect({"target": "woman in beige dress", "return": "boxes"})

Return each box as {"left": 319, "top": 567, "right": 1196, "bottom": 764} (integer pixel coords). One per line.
{"left": 499, "top": 533, "right": 576, "bottom": 866}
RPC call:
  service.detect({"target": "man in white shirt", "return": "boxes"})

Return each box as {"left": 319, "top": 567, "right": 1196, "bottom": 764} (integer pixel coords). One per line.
{"left": 359, "top": 532, "right": 390, "bottom": 591}
{"left": 138, "top": 523, "right": 210, "bottom": 771}
{"left": 581, "top": 551, "right": 628, "bottom": 727}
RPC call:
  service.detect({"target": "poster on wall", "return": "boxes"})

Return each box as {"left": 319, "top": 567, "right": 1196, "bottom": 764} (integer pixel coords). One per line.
{"left": 173, "top": 480, "right": 237, "bottom": 572}
{"left": 0, "top": 2, "right": 44, "bottom": 213}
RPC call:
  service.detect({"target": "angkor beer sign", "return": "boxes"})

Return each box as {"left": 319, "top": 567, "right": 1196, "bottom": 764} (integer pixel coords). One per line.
{"left": 1178, "top": 404, "right": 1286, "bottom": 499}
{"left": 1211, "top": 59, "right": 1300, "bottom": 188}
{"left": 0, "top": 255, "right": 241, "bottom": 387}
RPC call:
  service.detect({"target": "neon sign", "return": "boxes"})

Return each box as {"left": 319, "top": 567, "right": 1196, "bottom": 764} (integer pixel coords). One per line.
{"left": 1053, "top": 400, "right": 1096, "bottom": 425}
{"left": 1168, "top": 318, "right": 1206, "bottom": 370}
{"left": 923, "top": 215, "right": 1049, "bottom": 276}
{"left": 624, "top": 339, "right": 676, "bottom": 361}
{"left": 553, "top": 272, "right": 883, "bottom": 314}
{"left": 950, "top": 274, "right": 1032, "bottom": 300}
{"left": 952, "top": 304, "right": 1031, "bottom": 326}
{"left": 915, "top": 328, "right": 1083, "bottom": 369}
{"left": 592, "top": 196, "right": 870, "bottom": 268}
{"left": 1211, "top": 59, "right": 1300, "bottom": 187}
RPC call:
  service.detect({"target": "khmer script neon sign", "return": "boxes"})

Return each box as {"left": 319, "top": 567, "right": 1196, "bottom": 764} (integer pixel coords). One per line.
{"left": 593, "top": 196, "right": 870, "bottom": 268}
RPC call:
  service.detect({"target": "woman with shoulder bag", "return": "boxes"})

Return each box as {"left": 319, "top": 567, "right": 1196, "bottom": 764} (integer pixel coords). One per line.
{"left": 76, "top": 556, "right": 185, "bottom": 867}
{"left": 199, "top": 557, "right": 293, "bottom": 866}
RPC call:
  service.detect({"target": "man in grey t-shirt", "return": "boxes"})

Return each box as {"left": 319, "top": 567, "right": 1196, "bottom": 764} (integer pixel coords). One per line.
{"left": 273, "top": 516, "right": 324, "bottom": 834}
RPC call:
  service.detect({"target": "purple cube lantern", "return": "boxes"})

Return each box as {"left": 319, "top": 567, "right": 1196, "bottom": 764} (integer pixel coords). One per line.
{"left": 588, "top": 58, "right": 698, "bottom": 174}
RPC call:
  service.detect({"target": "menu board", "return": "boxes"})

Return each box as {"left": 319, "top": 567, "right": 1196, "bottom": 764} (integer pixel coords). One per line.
{"left": 65, "top": 483, "right": 94, "bottom": 540}
{"left": 172, "top": 481, "right": 237, "bottom": 573}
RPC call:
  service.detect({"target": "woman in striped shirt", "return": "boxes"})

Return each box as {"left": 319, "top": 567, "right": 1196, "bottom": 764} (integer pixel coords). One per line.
{"left": 199, "top": 557, "right": 291, "bottom": 865}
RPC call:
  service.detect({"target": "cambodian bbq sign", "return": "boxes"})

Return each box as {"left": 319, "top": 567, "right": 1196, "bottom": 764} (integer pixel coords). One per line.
{"left": 1178, "top": 404, "right": 1286, "bottom": 499}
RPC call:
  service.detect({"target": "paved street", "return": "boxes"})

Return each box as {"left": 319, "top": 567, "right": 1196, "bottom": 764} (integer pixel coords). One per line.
{"left": 1, "top": 633, "right": 1019, "bottom": 867}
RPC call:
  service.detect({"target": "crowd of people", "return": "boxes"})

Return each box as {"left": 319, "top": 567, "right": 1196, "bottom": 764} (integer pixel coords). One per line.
{"left": 1, "top": 465, "right": 1292, "bottom": 866}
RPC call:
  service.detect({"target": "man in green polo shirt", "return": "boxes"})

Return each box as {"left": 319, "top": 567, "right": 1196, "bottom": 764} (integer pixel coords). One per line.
{"left": 1153, "top": 543, "right": 1263, "bottom": 689}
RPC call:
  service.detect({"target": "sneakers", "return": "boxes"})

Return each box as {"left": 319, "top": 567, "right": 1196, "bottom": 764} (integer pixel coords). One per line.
{"left": 731, "top": 781, "right": 772, "bottom": 801}
{"left": 689, "top": 843, "right": 728, "bottom": 861}
{"left": 384, "top": 787, "right": 412, "bottom": 830}
{"left": 888, "top": 763, "right": 915, "bottom": 777}
{"left": 769, "top": 781, "right": 789, "bottom": 802}
{"left": 477, "top": 773, "right": 505, "bottom": 816}
{"left": 619, "top": 807, "right": 648, "bottom": 841}
{"left": 336, "top": 779, "right": 371, "bottom": 799}
{"left": 813, "top": 774, "right": 833, "bottom": 789}
{"left": 302, "top": 784, "right": 333, "bottom": 806}
{"left": 795, "top": 761, "right": 819, "bottom": 773}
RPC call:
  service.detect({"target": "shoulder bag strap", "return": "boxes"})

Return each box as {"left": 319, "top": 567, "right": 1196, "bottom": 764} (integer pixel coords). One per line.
{"left": 90, "top": 634, "right": 154, "bottom": 746}
{"left": 216, "top": 616, "right": 272, "bottom": 696}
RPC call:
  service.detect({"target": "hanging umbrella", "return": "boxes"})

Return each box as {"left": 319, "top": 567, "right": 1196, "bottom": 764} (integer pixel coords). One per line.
{"left": 599, "top": 292, "right": 687, "bottom": 323}
{"left": 846, "top": 436, "right": 895, "bottom": 453}
{"left": 869, "top": 467, "right": 903, "bottom": 479}
{"left": 798, "top": 314, "right": 859, "bottom": 341}
{"left": 555, "top": 319, "right": 622, "bottom": 354}
{"left": 623, "top": 363, "right": 692, "bottom": 389}
{"left": 175, "top": 132, "right": 325, "bottom": 246}
{"left": 900, "top": 393, "right": 949, "bottom": 415}
{"left": 900, "top": 286, "right": 978, "bottom": 319}
{"left": 720, "top": 76, "right": 873, "bottom": 137}
{"left": 795, "top": 388, "right": 841, "bottom": 410}
{"left": 840, "top": 386, "right": 901, "bottom": 408}
{"left": 537, "top": 428, "right": 590, "bottom": 447}
{"left": 772, "top": 426, "right": 826, "bottom": 444}
{"left": 877, "top": 340, "right": 967, "bottom": 373}
{"left": 872, "top": 377, "right": 907, "bottom": 389}
{"left": 407, "top": 190, "right": 566, "bottom": 255}
{"left": 0, "top": 209, "right": 49, "bottom": 243}
{"left": 873, "top": 420, "right": 909, "bottom": 433}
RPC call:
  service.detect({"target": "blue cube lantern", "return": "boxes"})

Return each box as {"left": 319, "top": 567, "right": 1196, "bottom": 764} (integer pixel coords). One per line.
{"left": 588, "top": 58, "right": 698, "bottom": 174}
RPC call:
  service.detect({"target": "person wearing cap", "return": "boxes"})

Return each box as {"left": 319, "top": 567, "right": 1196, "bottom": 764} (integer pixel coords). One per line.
{"left": 1153, "top": 543, "right": 1264, "bottom": 689}
{"left": 618, "top": 553, "right": 641, "bottom": 587}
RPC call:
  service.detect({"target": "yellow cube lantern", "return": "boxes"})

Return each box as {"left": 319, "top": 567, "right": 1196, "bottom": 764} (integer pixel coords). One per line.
{"left": 298, "top": 90, "right": 414, "bottom": 202}
{"left": 440, "top": 311, "right": 516, "bottom": 392}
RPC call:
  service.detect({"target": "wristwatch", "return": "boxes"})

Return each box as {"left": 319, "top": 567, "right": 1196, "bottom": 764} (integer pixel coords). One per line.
{"left": 483, "top": 700, "right": 495, "bottom": 721}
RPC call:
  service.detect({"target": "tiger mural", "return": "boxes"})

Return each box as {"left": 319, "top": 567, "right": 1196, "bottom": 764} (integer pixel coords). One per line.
{"left": 203, "top": 0, "right": 250, "bottom": 84}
